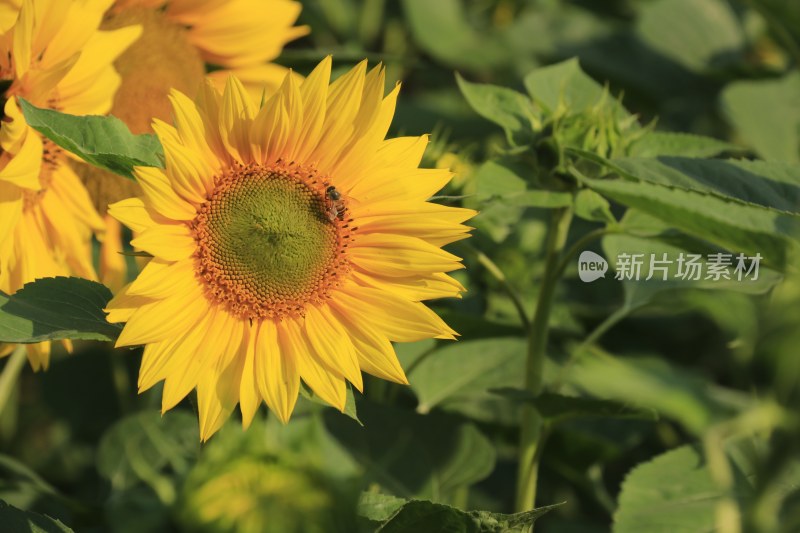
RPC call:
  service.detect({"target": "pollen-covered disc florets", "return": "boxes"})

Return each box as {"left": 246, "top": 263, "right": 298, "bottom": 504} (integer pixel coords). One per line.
{"left": 191, "top": 162, "right": 352, "bottom": 321}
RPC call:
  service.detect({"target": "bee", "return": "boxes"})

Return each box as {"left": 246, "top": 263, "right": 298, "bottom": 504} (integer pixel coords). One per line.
{"left": 325, "top": 185, "right": 345, "bottom": 222}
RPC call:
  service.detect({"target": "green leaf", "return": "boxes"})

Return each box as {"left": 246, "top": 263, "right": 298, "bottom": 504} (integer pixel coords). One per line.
{"left": 491, "top": 389, "right": 656, "bottom": 423}
{"left": 401, "top": 0, "right": 507, "bottom": 70}
{"left": 578, "top": 175, "right": 799, "bottom": 270}
{"left": 0, "top": 500, "right": 74, "bottom": 533}
{"left": 357, "top": 492, "right": 407, "bottom": 522}
{"left": 376, "top": 499, "right": 562, "bottom": 533}
{"left": 19, "top": 98, "right": 163, "bottom": 179}
{"left": 721, "top": 72, "right": 800, "bottom": 163}
{"left": 574, "top": 189, "right": 615, "bottom": 223}
{"left": 475, "top": 159, "right": 572, "bottom": 208}
{"left": 635, "top": 0, "right": 744, "bottom": 72}
{"left": 97, "top": 411, "right": 199, "bottom": 500}
{"left": 299, "top": 382, "right": 362, "bottom": 425}
{"left": 456, "top": 74, "right": 537, "bottom": 146}
{"left": 628, "top": 132, "right": 740, "bottom": 158}
{"left": 0, "top": 277, "right": 122, "bottom": 344}
{"left": 408, "top": 337, "right": 526, "bottom": 414}
{"left": 609, "top": 156, "right": 800, "bottom": 216}
{"left": 324, "top": 402, "right": 495, "bottom": 502}
{"left": 614, "top": 445, "right": 752, "bottom": 533}
{"left": 567, "top": 347, "right": 744, "bottom": 434}
{"left": 524, "top": 58, "right": 621, "bottom": 115}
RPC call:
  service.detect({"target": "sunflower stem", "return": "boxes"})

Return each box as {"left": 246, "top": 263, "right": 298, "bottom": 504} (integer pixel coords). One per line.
{"left": 0, "top": 346, "right": 27, "bottom": 416}
{"left": 515, "top": 206, "right": 573, "bottom": 514}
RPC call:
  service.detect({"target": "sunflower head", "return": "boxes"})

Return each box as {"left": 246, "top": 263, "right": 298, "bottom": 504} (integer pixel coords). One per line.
{"left": 106, "top": 58, "right": 475, "bottom": 440}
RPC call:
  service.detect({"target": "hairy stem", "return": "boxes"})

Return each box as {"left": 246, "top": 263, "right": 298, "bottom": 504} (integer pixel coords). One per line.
{"left": 516, "top": 207, "right": 573, "bottom": 513}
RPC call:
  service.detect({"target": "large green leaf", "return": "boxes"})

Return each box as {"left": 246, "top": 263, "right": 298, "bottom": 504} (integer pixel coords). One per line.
{"left": 19, "top": 98, "right": 163, "bottom": 179}
{"left": 0, "top": 277, "right": 122, "bottom": 344}
{"left": 578, "top": 175, "right": 798, "bottom": 270}
{"left": 0, "top": 501, "right": 73, "bottom": 533}
{"left": 401, "top": 0, "right": 507, "bottom": 70}
{"left": 324, "top": 402, "right": 495, "bottom": 502}
{"left": 456, "top": 74, "right": 537, "bottom": 146}
{"left": 635, "top": 0, "right": 744, "bottom": 72}
{"left": 566, "top": 347, "right": 746, "bottom": 434}
{"left": 721, "top": 73, "right": 800, "bottom": 163}
{"left": 375, "top": 499, "right": 562, "bottom": 533}
{"left": 614, "top": 445, "right": 752, "bottom": 533}
{"left": 609, "top": 156, "right": 800, "bottom": 215}
{"left": 408, "top": 337, "right": 526, "bottom": 414}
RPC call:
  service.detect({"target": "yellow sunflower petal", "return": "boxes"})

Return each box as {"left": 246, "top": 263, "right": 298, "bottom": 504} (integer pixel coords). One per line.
{"left": 239, "top": 327, "right": 261, "bottom": 428}
{"left": 127, "top": 258, "right": 197, "bottom": 299}
{"left": 105, "top": 283, "right": 156, "bottom": 323}
{"left": 108, "top": 197, "right": 160, "bottom": 233}
{"left": 349, "top": 233, "right": 464, "bottom": 277}
{"left": 291, "top": 55, "right": 330, "bottom": 161}
{"left": 328, "top": 303, "right": 408, "bottom": 385}
{"left": 254, "top": 319, "right": 299, "bottom": 424}
{"left": 197, "top": 323, "right": 248, "bottom": 441}
{"left": 334, "top": 283, "right": 457, "bottom": 342}
{"left": 219, "top": 75, "right": 256, "bottom": 163}
{"left": 304, "top": 305, "right": 362, "bottom": 392}
{"left": 115, "top": 284, "right": 207, "bottom": 347}
{"left": 168, "top": 88, "right": 221, "bottom": 172}
{"left": 0, "top": 116, "right": 42, "bottom": 190}
{"left": 129, "top": 222, "right": 195, "bottom": 261}
{"left": 280, "top": 317, "right": 346, "bottom": 411}
{"left": 152, "top": 119, "right": 212, "bottom": 203}
{"left": 133, "top": 166, "right": 197, "bottom": 220}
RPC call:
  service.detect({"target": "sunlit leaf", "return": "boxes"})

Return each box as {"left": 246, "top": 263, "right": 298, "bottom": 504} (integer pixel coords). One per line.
{"left": 409, "top": 337, "right": 526, "bottom": 414}
{"left": 721, "top": 73, "right": 800, "bottom": 163}
{"left": 610, "top": 156, "right": 800, "bottom": 216}
{"left": 635, "top": 0, "right": 744, "bottom": 72}
{"left": 614, "top": 445, "right": 752, "bottom": 533}
{"left": 19, "top": 98, "right": 163, "bottom": 179}
{"left": 456, "top": 74, "right": 537, "bottom": 146}
{"left": 401, "top": 0, "right": 507, "bottom": 70}
{"left": 578, "top": 174, "right": 799, "bottom": 270}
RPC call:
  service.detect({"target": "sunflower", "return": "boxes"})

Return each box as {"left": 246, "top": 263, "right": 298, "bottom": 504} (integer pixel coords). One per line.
{"left": 86, "top": 0, "right": 308, "bottom": 290}
{"left": 0, "top": 0, "right": 140, "bottom": 370}
{"left": 105, "top": 58, "right": 475, "bottom": 440}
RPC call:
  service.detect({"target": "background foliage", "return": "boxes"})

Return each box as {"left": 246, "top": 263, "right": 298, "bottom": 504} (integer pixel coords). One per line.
{"left": 2, "top": 0, "right": 800, "bottom": 531}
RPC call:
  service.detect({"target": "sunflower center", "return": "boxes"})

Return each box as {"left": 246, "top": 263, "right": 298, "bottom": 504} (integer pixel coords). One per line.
{"left": 192, "top": 163, "right": 352, "bottom": 320}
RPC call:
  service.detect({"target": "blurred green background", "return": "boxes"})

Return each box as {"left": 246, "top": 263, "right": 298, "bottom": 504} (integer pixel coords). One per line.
{"left": 3, "top": 1, "right": 800, "bottom": 532}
